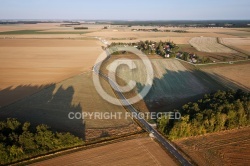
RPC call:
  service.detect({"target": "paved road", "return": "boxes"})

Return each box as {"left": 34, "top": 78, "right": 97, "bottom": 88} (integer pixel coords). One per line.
{"left": 93, "top": 48, "right": 192, "bottom": 166}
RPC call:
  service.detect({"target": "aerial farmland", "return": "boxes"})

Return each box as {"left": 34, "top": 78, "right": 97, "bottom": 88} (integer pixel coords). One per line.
{"left": 0, "top": 1, "right": 250, "bottom": 165}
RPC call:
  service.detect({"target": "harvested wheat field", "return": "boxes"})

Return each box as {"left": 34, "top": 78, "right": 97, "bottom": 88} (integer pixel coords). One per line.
{"left": 202, "top": 63, "right": 250, "bottom": 91}
{"left": 0, "top": 72, "right": 138, "bottom": 140}
{"left": 219, "top": 38, "right": 250, "bottom": 54}
{"left": 0, "top": 39, "right": 102, "bottom": 106}
{"left": 107, "top": 59, "right": 224, "bottom": 111}
{"left": 32, "top": 137, "right": 177, "bottom": 166}
{"left": 189, "top": 37, "right": 236, "bottom": 53}
{"left": 174, "top": 127, "right": 250, "bottom": 166}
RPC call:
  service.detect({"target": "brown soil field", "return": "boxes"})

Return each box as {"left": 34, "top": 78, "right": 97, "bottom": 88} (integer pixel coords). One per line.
{"left": 0, "top": 72, "right": 139, "bottom": 140}
{"left": 32, "top": 137, "right": 177, "bottom": 166}
{"left": 202, "top": 63, "right": 250, "bottom": 91}
{"left": 174, "top": 127, "right": 250, "bottom": 166}
{"left": 0, "top": 39, "right": 103, "bottom": 106}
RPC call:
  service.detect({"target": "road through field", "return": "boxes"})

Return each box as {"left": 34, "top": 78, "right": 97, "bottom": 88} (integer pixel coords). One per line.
{"left": 93, "top": 47, "right": 192, "bottom": 166}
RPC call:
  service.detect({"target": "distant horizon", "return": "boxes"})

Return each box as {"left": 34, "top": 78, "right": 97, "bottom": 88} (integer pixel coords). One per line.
{"left": 0, "top": 19, "right": 249, "bottom": 21}
{"left": 0, "top": 0, "right": 249, "bottom": 20}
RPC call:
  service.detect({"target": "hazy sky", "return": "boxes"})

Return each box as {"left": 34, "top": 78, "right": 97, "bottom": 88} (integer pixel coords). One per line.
{"left": 0, "top": 0, "right": 249, "bottom": 20}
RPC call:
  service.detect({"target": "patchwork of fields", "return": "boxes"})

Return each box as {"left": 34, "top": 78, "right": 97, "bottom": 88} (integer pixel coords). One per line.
{"left": 0, "top": 23, "right": 249, "bottom": 165}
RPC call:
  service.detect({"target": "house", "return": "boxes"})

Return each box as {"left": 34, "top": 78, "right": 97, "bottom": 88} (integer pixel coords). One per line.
{"left": 189, "top": 53, "right": 196, "bottom": 59}
{"left": 176, "top": 52, "right": 183, "bottom": 58}
{"left": 164, "top": 54, "right": 170, "bottom": 58}
{"left": 191, "top": 58, "right": 197, "bottom": 63}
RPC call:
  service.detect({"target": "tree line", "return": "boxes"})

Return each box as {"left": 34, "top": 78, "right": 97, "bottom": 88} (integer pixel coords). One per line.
{"left": 157, "top": 89, "right": 250, "bottom": 140}
{"left": 0, "top": 119, "right": 83, "bottom": 165}
{"left": 74, "top": 27, "right": 88, "bottom": 30}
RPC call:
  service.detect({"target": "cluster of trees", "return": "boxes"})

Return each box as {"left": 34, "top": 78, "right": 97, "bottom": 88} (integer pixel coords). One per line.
{"left": 157, "top": 89, "right": 250, "bottom": 140}
{"left": 108, "top": 40, "right": 179, "bottom": 58}
{"left": 74, "top": 27, "right": 88, "bottom": 30}
{"left": 108, "top": 41, "right": 217, "bottom": 64}
{"left": 0, "top": 119, "right": 83, "bottom": 165}
{"left": 131, "top": 28, "right": 170, "bottom": 32}
{"left": 171, "top": 30, "right": 188, "bottom": 33}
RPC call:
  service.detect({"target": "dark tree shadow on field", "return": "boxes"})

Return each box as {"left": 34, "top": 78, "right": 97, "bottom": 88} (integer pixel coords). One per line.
{"left": 0, "top": 84, "right": 85, "bottom": 140}
{"left": 0, "top": 84, "right": 53, "bottom": 107}
{"left": 136, "top": 67, "right": 243, "bottom": 112}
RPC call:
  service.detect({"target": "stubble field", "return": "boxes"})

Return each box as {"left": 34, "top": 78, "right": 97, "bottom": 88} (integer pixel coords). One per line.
{"left": 189, "top": 37, "right": 236, "bottom": 53}
{"left": 202, "top": 62, "right": 250, "bottom": 91}
{"left": 0, "top": 39, "right": 102, "bottom": 106}
{"left": 219, "top": 37, "right": 250, "bottom": 54}
{"left": 174, "top": 127, "right": 250, "bottom": 166}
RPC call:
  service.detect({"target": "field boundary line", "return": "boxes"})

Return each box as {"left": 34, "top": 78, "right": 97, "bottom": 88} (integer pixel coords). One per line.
{"left": 217, "top": 37, "right": 250, "bottom": 56}
{"left": 175, "top": 57, "right": 250, "bottom": 66}
{"left": 11, "top": 131, "right": 146, "bottom": 166}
